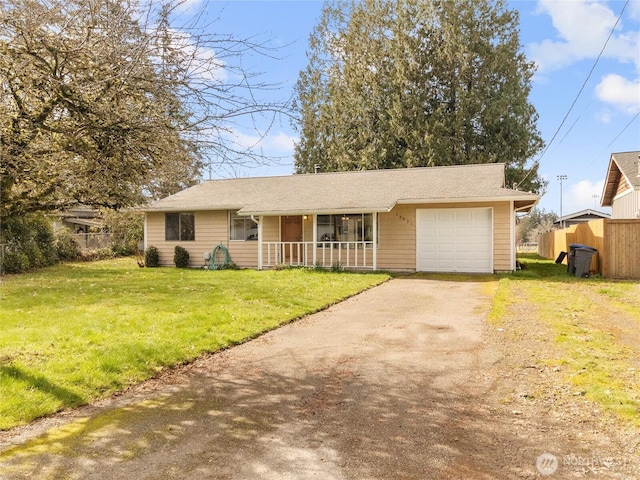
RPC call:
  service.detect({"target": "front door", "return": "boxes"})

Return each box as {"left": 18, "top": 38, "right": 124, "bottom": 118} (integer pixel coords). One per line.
{"left": 281, "top": 216, "right": 303, "bottom": 263}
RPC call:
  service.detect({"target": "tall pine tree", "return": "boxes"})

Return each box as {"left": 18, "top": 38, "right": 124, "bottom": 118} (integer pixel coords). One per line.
{"left": 293, "top": 0, "right": 545, "bottom": 193}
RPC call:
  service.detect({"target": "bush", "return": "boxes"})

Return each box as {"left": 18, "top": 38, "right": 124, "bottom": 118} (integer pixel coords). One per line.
{"left": 54, "top": 228, "right": 81, "bottom": 261}
{"left": 174, "top": 245, "right": 190, "bottom": 268}
{"left": 79, "top": 248, "right": 114, "bottom": 262}
{"left": 101, "top": 209, "right": 144, "bottom": 256}
{"left": 1, "top": 213, "right": 58, "bottom": 274}
{"left": 144, "top": 246, "right": 160, "bottom": 267}
{"left": 2, "top": 251, "right": 30, "bottom": 274}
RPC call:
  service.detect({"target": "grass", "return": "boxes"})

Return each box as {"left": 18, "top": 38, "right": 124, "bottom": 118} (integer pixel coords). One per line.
{"left": 492, "top": 254, "right": 640, "bottom": 427}
{"left": 2, "top": 254, "right": 638, "bottom": 432}
{"left": 0, "top": 258, "right": 389, "bottom": 430}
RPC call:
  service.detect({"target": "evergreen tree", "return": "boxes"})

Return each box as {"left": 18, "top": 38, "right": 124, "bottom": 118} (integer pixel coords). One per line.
{"left": 293, "top": 0, "right": 545, "bottom": 192}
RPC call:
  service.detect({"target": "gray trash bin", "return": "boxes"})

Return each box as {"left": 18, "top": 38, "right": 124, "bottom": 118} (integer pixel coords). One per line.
{"left": 567, "top": 244, "right": 586, "bottom": 274}
{"left": 574, "top": 247, "right": 597, "bottom": 278}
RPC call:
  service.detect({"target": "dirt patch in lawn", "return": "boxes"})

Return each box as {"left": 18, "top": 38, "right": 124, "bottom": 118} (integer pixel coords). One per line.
{"left": 0, "top": 277, "right": 638, "bottom": 479}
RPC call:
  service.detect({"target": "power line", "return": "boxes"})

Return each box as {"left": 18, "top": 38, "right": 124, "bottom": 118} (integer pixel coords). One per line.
{"left": 537, "top": 0, "right": 629, "bottom": 161}
{"left": 585, "top": 111, "right": 640, "bottom": 169}
{"left": 517, "top": 0, "right": 630, "bottom": 188}
{"left": 602, "top": 111, "right": 640, "bottom": 151}
{"left": 558, "top": 101, "right": 590, "bottom": 145}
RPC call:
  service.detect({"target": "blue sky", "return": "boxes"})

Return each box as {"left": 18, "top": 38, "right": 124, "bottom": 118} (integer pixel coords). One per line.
{"left": 178, "top": 0, "right": 640, "bottom": 216}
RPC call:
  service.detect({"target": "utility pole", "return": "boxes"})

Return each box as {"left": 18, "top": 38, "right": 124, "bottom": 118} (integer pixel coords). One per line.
{"left": 557, "top": 175, "right": 567, "bottom": 229}
{"left": 592, "top": 194, "right": 599, "bottom": 209}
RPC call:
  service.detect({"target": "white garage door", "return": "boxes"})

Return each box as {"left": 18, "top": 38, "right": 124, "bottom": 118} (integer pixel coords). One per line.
{"left": 416, "top": 208, "right": 493, "bottom": 273}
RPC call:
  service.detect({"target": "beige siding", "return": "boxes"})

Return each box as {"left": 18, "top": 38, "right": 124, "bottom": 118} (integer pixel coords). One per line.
{"left": 146, "top": 203, "right": 514, "bottom": 272}
{"left": 146, "top": 210, "right": 259, "bottom": 268}
{"left": 263, "top": 216, "right": 280, "bottom": 241}
{"left": 377, "top": 205, "right": 416, "bottom": 271}
{"left": 492, "top": 202, "right": 512, "bottom": 271}
{"left": 612, "top": 190, "right": 640, "bottom": 219}
{"left": 377, "top": 202, "right": 512, "bottom": 272}
{"left": 302, "top": 215, "right": 313, "bottom": 242}
{"left": 616, "top": 176, "right": 630, "bottom": 197}
{"left": 226, "top": 243, "right": 256, "bottom": 268}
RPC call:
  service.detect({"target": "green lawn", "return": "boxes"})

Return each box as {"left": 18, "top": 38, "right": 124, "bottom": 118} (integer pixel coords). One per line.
{"left": 0, "top": 259, "right": 389, "bottom": 430}
{"left": 492, "top": 254, "right": 640, "bottom": 427}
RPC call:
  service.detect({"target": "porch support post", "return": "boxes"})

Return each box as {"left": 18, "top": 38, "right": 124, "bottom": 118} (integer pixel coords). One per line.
{"left": 257, "top": 215, "right": 264, "bottom": 270}
{"left": 312, "top": 214, "right": 317, "bottom": 266}
{"left": 372, "top": 211, "right": 378, "bottom": 271}
{"left": 510, "top": 201, "right": 515, "bottom": 271}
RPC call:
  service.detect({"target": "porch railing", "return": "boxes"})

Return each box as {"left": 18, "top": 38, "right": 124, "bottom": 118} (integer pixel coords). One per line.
{"left": 263, "top": 241, "right": 375, "bottom": 269}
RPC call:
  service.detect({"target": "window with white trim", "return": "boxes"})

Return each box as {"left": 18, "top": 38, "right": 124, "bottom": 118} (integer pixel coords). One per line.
{"left": 230, "top": 212, "right": 258, "bottom": 241}
{"left": 316, "top": 214, "right": 373, "bottom": 243}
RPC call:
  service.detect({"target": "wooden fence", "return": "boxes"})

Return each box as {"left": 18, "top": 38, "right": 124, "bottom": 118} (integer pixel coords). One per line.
{"left": 538, "top": 219, "right": 640, "bottom": 279}
{"left": 602, "top": 220, "right": 640, "bottom": 279}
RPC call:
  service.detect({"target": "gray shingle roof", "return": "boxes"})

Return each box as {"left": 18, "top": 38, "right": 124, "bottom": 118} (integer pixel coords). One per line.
{"left": 612, "top": 151, "right": 640, "bottom": 188}
{"left": 601, "top": 151, "right": 640, "bottom": 206}
{"left": 144, "top": 163, "right": 539, "bottom": 215}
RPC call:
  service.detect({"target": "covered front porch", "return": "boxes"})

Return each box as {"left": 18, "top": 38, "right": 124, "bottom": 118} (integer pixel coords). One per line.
{"left": 252, "top": 213, "right": 379, "bottom": 270}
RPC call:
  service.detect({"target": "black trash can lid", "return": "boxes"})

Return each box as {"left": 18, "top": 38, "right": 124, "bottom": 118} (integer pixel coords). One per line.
{"left": 576, "top": 246, "right": 597, "bottom": 252}
{"left": 568, "top": 243, "right": 586, "bottom": 249}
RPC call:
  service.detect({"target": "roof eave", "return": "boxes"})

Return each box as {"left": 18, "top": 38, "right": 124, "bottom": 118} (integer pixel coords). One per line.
{"left": 238, "top": 206, "right": 396, "bottom": 216}
{"left": 514, "top": 199, "right": 540, "bottom": 213}
{"left": 601, "top": 154, "right": 639, "bottom": 206}
{"left": 601, "top": 156, "right": 619, "bottom": 207}
{"left": 396, "top": 194, "right": 539, "bottom": 205}
{"left": 141, "top": 205, "right": 245, "bottom": 213}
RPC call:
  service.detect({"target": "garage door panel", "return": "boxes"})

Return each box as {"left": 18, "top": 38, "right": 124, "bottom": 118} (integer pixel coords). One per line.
{"left": 438, "top": 244, "right": 455, "bottom": 254}
{"left": 417, "top": 208, "right": 493, "bottom": 273}
{"left": 455, "top": 211, "right": 473, "bottom": 222}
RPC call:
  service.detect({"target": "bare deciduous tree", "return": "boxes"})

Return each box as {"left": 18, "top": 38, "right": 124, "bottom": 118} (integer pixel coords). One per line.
{"left": 0, "top": 0, "right": 289, "bottom": 216}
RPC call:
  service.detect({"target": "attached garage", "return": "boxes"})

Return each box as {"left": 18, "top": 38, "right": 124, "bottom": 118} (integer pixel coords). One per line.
{"left": 416, "top": 207, "right": 493, "bottom": 273}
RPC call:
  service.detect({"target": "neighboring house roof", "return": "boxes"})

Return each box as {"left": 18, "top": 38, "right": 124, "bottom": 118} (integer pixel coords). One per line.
{"left": 62, "top": 218, "right": 104, "bottom": 228}
{"left": 59, "top": 206, "right": 104, "bottom": 228}
{"left": 553, "top": 209, "right": 611, "bottom": 225}
{"left": 144, "top": 163, "right": 539, "bottom": 216}
{"left": 601, "top": 151, "right": 640, "bottom": 207}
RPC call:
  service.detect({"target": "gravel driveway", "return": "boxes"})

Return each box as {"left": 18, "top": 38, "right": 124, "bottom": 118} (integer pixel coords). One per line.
{"left": 0, "top": 277, "right": 637, "bottom": 479}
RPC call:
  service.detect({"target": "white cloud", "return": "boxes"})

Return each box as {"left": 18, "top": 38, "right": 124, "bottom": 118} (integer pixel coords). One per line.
{"left": 595, "top": 74, "right": 640, "bottom": 113}
{"left": 629, "top": 0, "right": 640, "bottom": 20}
{"left": 268, "top": 132, "right": 298, "bottom": 152}
{"left": 529, "top": 0, "right": 640, "bottom": 72}
{"left": 595, "top": 109, "right": 612, "bottom": 123}
{"left": 564, "top": 179, "right": 605, "bottom": 213}
{"left": 172, "top": 0, "right": 205, "bottom": 14}
{"left": 162, "top": 28, "right": 226, "bottom": 82}
{"left": 528, "top": 1, "right": 640, "bottom": 114}
{"left": 231, "top": 130, "right": 298, "bottom": 154}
